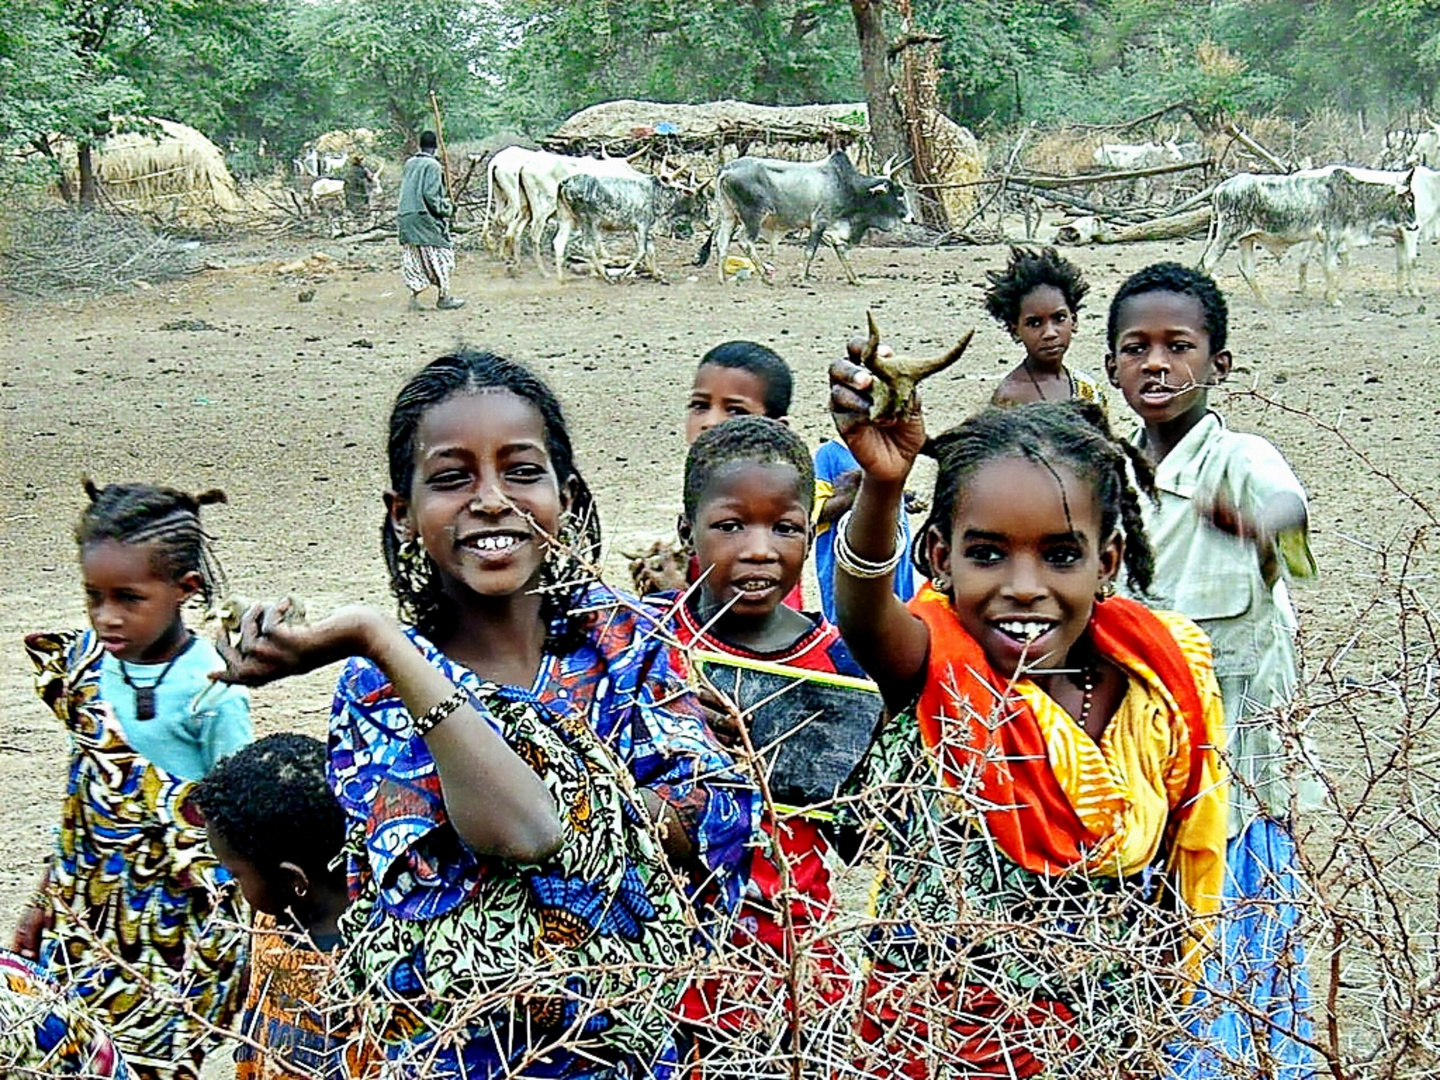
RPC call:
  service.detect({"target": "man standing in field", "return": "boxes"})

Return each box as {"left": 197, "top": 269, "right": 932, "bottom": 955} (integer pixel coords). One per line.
{"left": 398, "top": 131, "right": 465, "bottom": 310}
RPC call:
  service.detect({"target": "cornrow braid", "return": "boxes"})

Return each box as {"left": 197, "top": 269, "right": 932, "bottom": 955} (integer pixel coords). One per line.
{"left": 683, "top": 415, "right": 815, "bottom": 521}
{"left": 383, "top": 349, "right": 601, "bottom": 652}
{"left": 75, "top": 479, "right": 228, "bottom": 603}
{"left": 914, "top": 401, "right": 1155, "bottom": 594}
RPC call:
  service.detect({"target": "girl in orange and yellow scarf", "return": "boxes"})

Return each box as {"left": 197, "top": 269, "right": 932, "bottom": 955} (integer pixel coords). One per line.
{"left": 825, "top": 354, "right": 1228, "bottom": 1080}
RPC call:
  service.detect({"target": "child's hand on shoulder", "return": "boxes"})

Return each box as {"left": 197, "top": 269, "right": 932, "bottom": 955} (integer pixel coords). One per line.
{"left": 626, "top": 539, "right": 689, "bottom": 597}
{"left": 830, "top": 339, "right": 927, "bottom": 486}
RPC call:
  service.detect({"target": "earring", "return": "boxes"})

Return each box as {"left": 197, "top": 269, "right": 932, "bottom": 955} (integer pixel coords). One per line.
{"left": 1096, "top": 579, "right": 1116, "bottom": 601}
{"left": 293, "top": 882, "right": 308, "bottom": 899}
{"left": 397, "top": 535, "right": 434, "bottom": 597}
{"left": 931, "top": 573, "right": 950, "bottom": 592}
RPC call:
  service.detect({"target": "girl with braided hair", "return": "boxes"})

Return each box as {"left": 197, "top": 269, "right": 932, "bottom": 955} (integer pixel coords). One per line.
{"left": 214, "top": 350, "right": 756, "bottom": 1079}
{"left": 13, "top": 481, "right": 251, "bottom": 1080}
{"left": 827, "top": 351, "right": 1228, "bottom": 1078}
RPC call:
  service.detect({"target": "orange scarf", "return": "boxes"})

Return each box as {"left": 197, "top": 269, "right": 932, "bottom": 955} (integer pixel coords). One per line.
{"left": 910, "top": 586, "right": 1209, "bottom": 877}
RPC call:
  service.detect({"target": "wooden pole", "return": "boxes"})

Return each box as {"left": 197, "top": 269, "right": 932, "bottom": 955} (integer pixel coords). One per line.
{"left": 429, "top": 91, "right": 454, "bottom": 197}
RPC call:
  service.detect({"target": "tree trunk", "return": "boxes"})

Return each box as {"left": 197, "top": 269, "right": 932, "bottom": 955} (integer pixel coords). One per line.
{"left": 32, "top": 138, "right": 74, "bottom": 204}
{"left": 849, "top": 0, "right": 906, "bottom": 168}
{"left": 77, "top": 142, "right": 98, "bottom": 208}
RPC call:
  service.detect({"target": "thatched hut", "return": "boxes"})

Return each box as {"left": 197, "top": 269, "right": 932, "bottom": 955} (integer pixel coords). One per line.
{"left": 55, "top": 118, "right": 243, "bottom": 218}
{"left": 544, "top": 99, "right": 872, "bottom": 172}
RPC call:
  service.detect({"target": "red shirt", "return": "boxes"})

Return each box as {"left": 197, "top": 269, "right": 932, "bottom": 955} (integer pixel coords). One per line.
{"left": 665, "top": 599, "right": 855, "bottom": 1030}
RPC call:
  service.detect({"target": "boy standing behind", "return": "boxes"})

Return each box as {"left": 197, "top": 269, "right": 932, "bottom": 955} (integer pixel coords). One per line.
{"left": 1106, "top": 262, "right": 1320, "bottom": 1077}
{"left": 812, "top": 439, "right": 917, "bottom": 622}
{"left": 197, "top": 734, "right": 375, "bottom": 1080}
{"left": 633, "top": 341, "right": 805, "bottom": 608}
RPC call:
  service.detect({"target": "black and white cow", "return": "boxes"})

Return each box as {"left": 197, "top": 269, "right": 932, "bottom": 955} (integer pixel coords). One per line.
{"left": 1198, "top": 166, "right": 1418, "bottom": 304}
{"left": 553, "top": 173, "right": 706, "bottom": 282}
{"left": 696, "top": 151, "right": 912, "bottom": 284}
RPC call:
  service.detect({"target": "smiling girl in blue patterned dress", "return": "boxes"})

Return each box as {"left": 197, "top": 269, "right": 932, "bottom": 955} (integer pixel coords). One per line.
{"left": 215, "top": 350, "right": 757, "bottom": 1080}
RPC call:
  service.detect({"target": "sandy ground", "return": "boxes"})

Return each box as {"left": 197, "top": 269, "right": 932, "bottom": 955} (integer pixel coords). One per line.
{"left": 2, "top": 230, "right": 1438, "bottom": 1073}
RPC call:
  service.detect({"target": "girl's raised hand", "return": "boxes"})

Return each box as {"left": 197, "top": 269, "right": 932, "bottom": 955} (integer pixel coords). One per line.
{"left": 214, "top": 600, "right": 378, "bottom": 686}
{"left": 829, "top": 339, "right": 928, "bottom": 486}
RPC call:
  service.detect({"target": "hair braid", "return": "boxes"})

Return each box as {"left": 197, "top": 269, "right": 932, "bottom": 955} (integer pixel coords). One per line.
{"left": 75, "top": 479, "right": 228, "bottom": 603}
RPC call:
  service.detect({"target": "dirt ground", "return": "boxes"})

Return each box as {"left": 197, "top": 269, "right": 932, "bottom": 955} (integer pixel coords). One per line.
{"left": 2, "top": 230, "right": 1438, "bottom": 1071}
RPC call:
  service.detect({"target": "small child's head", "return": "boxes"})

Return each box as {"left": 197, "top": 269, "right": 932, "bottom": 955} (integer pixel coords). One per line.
{"left": 75, "top": 480, "right": 227, "bottom": 663}
{"left": 984, "top": 247, "right": 1089, "bottom": 368}
{"left": 196, "top": 734, "right": 346, "bottom": 922}
{"left": 384, "top": 349, "right": 600, "bottom": 648}
{"left": 915, "top": 402, "right": 1155, "bottom": 679}
{"left": 681, "top": 416, "right": 814, "bottom": 623}
{"left": 1105, "top": 262, "right": 1231, "bottom": 432}
{"left": 685, "top": 341, "right": 793, "bottom": 445}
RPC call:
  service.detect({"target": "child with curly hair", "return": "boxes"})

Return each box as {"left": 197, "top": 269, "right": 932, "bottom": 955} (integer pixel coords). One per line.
{"left": 985, "top": 246, "right": 1107, "bottom": 410}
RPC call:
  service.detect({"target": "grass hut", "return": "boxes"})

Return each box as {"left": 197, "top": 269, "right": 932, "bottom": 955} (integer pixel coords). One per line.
{"left": 544, "top": 99, "right": 873, "bottom": 177}
{"left": 56, "top": 117, "right": 243, "bottom": 219}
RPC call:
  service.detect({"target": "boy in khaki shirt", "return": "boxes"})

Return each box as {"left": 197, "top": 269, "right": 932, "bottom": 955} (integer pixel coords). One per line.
{"left": 1106, "top": 262, "right": 1318, "bottom": 1078}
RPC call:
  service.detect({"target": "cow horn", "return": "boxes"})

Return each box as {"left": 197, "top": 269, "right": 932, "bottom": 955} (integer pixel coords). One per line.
{"left": 879, "top": 154, "right": 897, "bottom": 177}
{"left": 859, "top": 310, "right": 974, "bottom": 420}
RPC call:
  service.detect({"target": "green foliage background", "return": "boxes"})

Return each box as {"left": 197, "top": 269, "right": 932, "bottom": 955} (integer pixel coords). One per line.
{"left": 4, "top": 0, "right": 1440, "bottom": 168}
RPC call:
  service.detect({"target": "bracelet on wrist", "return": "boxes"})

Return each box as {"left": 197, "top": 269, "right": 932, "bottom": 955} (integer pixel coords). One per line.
{"left": 833, "top": 509, "right": 907, "bottom": 579}
{"left": 412, "top": 686, "right": 470, "bottom": 738}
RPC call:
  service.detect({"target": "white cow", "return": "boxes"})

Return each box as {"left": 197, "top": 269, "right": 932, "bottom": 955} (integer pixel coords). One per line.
{"left": 518, "top": 153, "right": 648, "bottom": 276}
{"left": 1378, "top": 125, "right": 1440, "bottom": 169}
{"left": 1092, "top": 140, "right": 1187, "bottom": 170}
{"left": 308, "top": 164, "right": 383, "bottom": 225}
{"left": 483, "top": 146, "right": 544, "bottom": 263}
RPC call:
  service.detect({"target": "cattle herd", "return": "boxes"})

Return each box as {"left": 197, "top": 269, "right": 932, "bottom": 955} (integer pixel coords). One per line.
{"left": 480, "top": 145, "right": 913, "bottom": 286}
{"left": 290, "top": 120, "right": 1440, "bottom": 301}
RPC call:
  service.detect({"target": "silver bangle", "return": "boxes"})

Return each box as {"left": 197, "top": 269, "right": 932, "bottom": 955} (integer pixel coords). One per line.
{"left": 833, "top": 510, "right": 906, "bottom": 579}
{"left": 412, "top": 686, "right": 469, "bottom": 738}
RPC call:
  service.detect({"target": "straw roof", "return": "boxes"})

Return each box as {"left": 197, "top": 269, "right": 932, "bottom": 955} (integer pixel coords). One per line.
{"left": 55, "top": 117, "right": 243, "bottom": 218}
{"left": 545, "top": 99, "right": 870, "bottom": 155}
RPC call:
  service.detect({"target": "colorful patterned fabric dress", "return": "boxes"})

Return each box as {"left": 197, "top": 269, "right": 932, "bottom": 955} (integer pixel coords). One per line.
{"left": 24, "top": 630, "right": 248, "bottom": 1080}
{"left": 327, "top": 583, "right": 757, "bottom": 1079}
{"left": 1, "top": 948, "right": 134, "bottom": 1078}
{"left": 847, "top": 589, "right": 1228, "bottom": 1079}
{"left": 233, "top": 916, "right": 377, "bottom": 1080}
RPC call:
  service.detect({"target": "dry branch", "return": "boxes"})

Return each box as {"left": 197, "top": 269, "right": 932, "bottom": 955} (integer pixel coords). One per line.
{"left": 16, "top": 400, "right": 1440, "bottom": 1079}
{"left": 0, "top": 209, "right": 200, "bottom": 296}
{"left": 1224, "top": 121, "right": 1290, "bottom": 172}
{"left": 1012, "top": 157, "right": 1213, "bottom": 188}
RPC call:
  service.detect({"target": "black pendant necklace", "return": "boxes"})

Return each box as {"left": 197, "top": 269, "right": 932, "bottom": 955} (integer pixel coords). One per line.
{"left": 118, "top": 633, "right": 193, "bottom": 721}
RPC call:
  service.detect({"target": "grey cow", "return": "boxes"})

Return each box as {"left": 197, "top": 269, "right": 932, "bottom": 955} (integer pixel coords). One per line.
{"left": 553, "top": 173, "right": 706, "bottom": 283}
{"left": 697, "top": 151, "right": 911, "bottom": 285}
{"left": 1198, "top": 166, "right": 1417, "bottom": 305}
